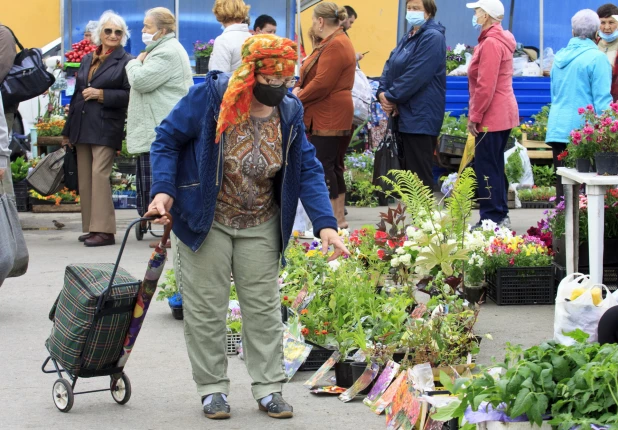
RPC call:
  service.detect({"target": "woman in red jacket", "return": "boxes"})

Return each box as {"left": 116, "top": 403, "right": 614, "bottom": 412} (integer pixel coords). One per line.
{"left": 466, "top": 0, "right": 519, "bottom": 227}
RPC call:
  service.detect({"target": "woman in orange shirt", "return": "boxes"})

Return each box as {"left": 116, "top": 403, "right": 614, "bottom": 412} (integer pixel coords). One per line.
{"left": 293, "top": 2, "right": 356, "bottom": 228}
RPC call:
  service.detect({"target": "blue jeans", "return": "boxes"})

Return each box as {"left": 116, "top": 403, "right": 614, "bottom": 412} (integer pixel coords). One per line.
{"left": 474, "top": 130, "right": 511, "bottom": 223}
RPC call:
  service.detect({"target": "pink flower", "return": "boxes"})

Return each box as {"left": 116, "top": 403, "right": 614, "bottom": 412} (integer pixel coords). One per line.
{"left": 611, "top": 102, "right": 618, "bottom": 113}
{"left": 603, "top": 117, "right": 613, "bottom": 126}
{"left": 578, "top": 107, "right": 586, "bottom": 115}
{"left": 611, "top": 124, "right": 618, "bottom": 133}
{"left": 583, "top": 125, "right": 595, "bottom": 135}
{"left": 587, "top": 104, "right": 595, "bottom": 112}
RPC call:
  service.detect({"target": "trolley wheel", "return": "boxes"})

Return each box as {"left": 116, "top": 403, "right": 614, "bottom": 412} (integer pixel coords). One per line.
{"left": 53, "top": 378, "right": 74, "bottom": 412}
{"left": 110, "top": 373, "right": 131, "bottom": 405}
{"left": 135, "top": 223, "right": 144, "bottom": 241}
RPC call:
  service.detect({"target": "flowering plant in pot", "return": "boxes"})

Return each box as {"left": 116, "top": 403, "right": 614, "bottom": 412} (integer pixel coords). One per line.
{"left": 193, "top": 39, "right": 214, "bottom": 74}
{"left": 568, "top": 104, "right": 618, "bottom": 174}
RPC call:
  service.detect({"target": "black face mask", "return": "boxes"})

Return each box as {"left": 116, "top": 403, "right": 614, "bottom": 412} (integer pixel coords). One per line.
{"left": 253, "top": 83, "right": 287, "bottom": 107}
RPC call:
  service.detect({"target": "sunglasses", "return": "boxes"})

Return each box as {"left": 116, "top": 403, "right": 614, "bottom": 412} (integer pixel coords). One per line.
{"left": 104, "top": 28, "right": 124, "bottom": 37}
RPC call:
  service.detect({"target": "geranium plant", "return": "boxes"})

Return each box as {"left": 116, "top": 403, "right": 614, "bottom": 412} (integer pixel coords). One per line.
{"left": 193, "top": 39, "right": 214, "bottom": 58}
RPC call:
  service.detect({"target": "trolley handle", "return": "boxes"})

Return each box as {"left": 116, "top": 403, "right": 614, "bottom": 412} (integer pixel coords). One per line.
{"left": 104, "top": 213, "right": 173, "bottom": 299}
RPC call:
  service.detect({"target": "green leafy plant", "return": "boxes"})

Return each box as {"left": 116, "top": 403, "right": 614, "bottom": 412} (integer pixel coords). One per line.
{"left": 10, "top": 157, "right": 29, "bottom": 182}
{"left": 517, "top": 186, "right": 556, "bottom": 202}
{"left": 157, "top": 269, "right": 178, "bottom": 301}
{"left": 440, "top": 112, "right": 468, "bottom": 138}
{"left": 505, "top": 148, "right": 524, "bottom": 184}
{"left": 532, "top": 165, "right": 556, "bottom": 187}
{"left": 521, "top": 105, "right": 550, "bottom": 141}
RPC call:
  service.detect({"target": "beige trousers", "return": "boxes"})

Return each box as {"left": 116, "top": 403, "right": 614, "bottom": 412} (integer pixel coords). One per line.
{"left": 76, "top": 144, "right": 116, "bottom": 234}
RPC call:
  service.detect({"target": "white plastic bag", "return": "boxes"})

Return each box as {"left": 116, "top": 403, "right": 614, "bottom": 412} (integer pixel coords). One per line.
{"left": 536, "top": 47, "right": 554, "bottom": 74}
{"left": 554, "top": 273, "right": 618, "bottom": 345}
{"left": 352, "top": 67, "right": 371, "bottom": 125}
{"left": 522, "top": 61, "right": 541, "bottom": 77}
{"left": 503, "top": 141, "right": 534, "bottom": 186}
{"left": 512, "top": 56, "right": 528, "bottom": 77}
{"left": 292, "top": 200, "right": 312, "bottom": 236}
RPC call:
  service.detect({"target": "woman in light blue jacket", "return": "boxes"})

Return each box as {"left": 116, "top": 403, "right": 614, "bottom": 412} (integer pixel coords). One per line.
{"left": 546, "top": 9, "right": 612, "bottom": 198}
{"left": 126, "top": 7, "right": 193, "bottom": 229}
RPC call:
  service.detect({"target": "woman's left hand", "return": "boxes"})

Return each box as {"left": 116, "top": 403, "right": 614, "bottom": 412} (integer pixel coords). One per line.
{"left": 137, "top": 52, "right": 148, "bottom": 63}
{"left": 83, "top": 87, "right": 102, "bottom": 101}
{"left": 467, "top": 121, "right": 479, "bottom": 137}
{"left": 320, "top": 228, "right": 350, "bottom": 261}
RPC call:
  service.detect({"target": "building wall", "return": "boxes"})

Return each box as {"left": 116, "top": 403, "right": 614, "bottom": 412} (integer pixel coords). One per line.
{"left": 3, "top": 0, "right": 60, "bottom": 48}
{"left": 300, "top": 1, "right": 400, "bottom": 78}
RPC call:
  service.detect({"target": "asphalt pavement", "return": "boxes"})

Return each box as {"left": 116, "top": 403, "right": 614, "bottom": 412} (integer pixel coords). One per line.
{"left": 0, "top": 207, "right": 554, "bottom": 429}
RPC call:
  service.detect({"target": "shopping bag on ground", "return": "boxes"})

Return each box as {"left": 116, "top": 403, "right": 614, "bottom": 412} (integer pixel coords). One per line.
{"left": 373, "top": 115, "right": 401, "bottom": 205}
{"left": 554, "top": 273, "right": 618, "bottom": 345}
{"left": 0, "top": 193, "right": 29, "bottom": 285}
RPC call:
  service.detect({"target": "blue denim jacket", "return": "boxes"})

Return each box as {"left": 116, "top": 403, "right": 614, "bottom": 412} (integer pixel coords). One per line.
{"left": 150, "top": 72, "right": 337, "bottom": 262}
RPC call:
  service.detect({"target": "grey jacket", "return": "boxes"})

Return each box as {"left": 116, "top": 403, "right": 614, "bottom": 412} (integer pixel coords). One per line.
{"left": 0, "top": 96, "right": 10, "bottom": 169}
{"left": 0, "top": 24, "right": 18, "bottom": 113}
{"left": 208, "top": 24, "right": 251, "bottom": 73}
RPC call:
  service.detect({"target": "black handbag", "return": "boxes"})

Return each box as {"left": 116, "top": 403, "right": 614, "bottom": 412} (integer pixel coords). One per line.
{"left": 372, "top": 115, "right": 402, "bottom": 205}
{"left": 1, "top": 26, "right": 55, "bottom": 106}
{"left": 63, "top": 147, "right": 79, "bottom": 192}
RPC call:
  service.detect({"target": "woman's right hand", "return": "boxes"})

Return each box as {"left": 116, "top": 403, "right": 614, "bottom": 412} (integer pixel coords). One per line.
{"left": 147, "top": 193, "right": 174, "bottom": 225}
{"left": 379, "top": 93, "right": 395, "bottom": 115}
{"left": 61, "top": 136, "right": 72, "bottom": 148}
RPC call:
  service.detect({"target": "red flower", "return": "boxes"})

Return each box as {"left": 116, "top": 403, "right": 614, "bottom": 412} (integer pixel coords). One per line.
{"left": 283, "top": 296, "right": 288, "bottom": 301}
{"left": 321, "top": 330, "right": 328, "bottom": 335}
{"left": 315, "top": 330, "right": 320, "bottom": 334}
{"left": 377, "top": 249, "right": 386, "bottom": 260}
{"left": 300, "top": 309, "right": 308, "bottom": 315}
{"left": 360, "top": 228, "right": 368, "bottom": 236}
{"left": 387, "top": 240, "right": 396, "bottom": 249}
{"left": 557, "top": 150, "right": 569, "bottom": 161}
{"left": 509, "top": 258, "right": 515, "bottom": 265}
{"left": 301, "top": 328, "right": 309, "bottom": 336}
{"left": 374, "top": 231, "right": 388, "bottom": 240}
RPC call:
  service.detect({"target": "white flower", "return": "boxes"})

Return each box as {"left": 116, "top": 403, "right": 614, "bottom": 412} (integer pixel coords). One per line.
{"left": 406, "top": 226, "right": 416, "bottom": 237}
{"left": 403, "top": 240, "right": 413, "bottom": 248}
{"left": 338, "top": 228, "right": 350, "bottom": 238}
{"left": 391, "top": 257, "right": 401, "bottom": 267}
{"left": 395, "top": 247, "right": 406, "bottom": 255}
{"left": 399, "top": 254, "right": 412, "bottom": 266}
{"left": 453, "top": 43, "right": 466, "bottom": 55}
{"left": 328, "top": 260, "right": 341, "bottom": 271}
{"left": 421, "top": 221, "right": 434, "bottom": 233}
{"left": 481, "top": 219, "right": 497, "bottom": 232}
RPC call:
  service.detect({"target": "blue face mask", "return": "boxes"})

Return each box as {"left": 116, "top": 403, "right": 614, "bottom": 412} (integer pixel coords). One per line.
{"left": 599, "top": 29, "right": 618, "bottom": 43}
{"left": 472, "top": 15, "right": 483, "bottom": 31}
{"left": 406, "top": 11, "right": 426, "bottom": 27}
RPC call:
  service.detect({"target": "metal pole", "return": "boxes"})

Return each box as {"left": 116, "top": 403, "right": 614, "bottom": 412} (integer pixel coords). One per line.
{"left": 539, "top": 0, "right": 544, "bottom": 77}
{"left": 296, "top": 0, "right": 301, "bottom": 75}
{"left": 509, "top": 0, "right": 515, "bottom": 32}
{"left": 60, "top": 0, "right": 65, "bottom": 60}
{"left": 175, "top": 0, "right": 180, "bottom": 41}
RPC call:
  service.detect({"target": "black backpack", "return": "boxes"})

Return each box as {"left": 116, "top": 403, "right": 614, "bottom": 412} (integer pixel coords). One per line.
{"left": 1, "top": 26, "right": 55, "bottom": 106}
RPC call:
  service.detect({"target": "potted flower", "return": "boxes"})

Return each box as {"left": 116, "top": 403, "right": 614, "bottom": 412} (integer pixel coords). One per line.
{"left": 226, "top": 306, "right": 242, "bottom": 355}
{"left": 193, "top": 39, "right": 214, "bottom": 75}
{"left": 29, "top": 187, "right": 81, "bottom": 213}
{"left": 521, "top": 105, "right": 549, "bottom": 143}
{"left": 464, "top": 252, "right": 485, "bottom": 303}
{"left": 156, "top": 269, "right": 183, "bottom": 319}
{"left": 10, "top": 156, "right": 31, "bottom": 212}
{"left": 594, "top": 102, "right": 618, "bottom": 175}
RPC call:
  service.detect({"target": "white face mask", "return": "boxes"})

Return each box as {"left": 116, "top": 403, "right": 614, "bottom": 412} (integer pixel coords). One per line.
{"left": 142, "top": 30, "right": 159, "bottom": 46}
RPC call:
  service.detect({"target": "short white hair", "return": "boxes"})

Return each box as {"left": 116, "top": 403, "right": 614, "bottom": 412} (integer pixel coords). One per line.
{"left": 572, "top": 9, "right": 600, "bottom": 40}
{"left": 84, "top": 20, "right": 98, "bottom": 34}
{"left": 92, "top": 10, "right": 130, "bottom": 46}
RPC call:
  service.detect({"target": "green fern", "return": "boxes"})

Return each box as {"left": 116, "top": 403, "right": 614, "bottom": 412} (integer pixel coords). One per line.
{"left": 446, "top": 168, "right": 477, "bottom": 240}
{"left": 380, "top": 170, "right": 435, "bottom": 226}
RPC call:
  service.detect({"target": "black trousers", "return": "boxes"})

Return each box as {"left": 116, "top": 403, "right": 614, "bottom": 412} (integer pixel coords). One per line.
{"left": 598, "top": 305, "right": 618, "bottom": 344}
{"left": 399, "top": 133, "right": 435, "bottom": 190}
{"left": 310, "top": 135, "right": 351, "bottom": 199}
{"left": 549, "top": 142, "right": 567, "bottom": 200}
{"left": 474, "top": 130, "right": 510, "bottom": 223}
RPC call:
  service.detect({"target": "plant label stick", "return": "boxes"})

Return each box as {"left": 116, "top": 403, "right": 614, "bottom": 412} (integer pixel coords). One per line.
{"left": 339, "top": 361, "right": 380, "bottom": 403}
{"left": 364, "top": 360, "right": 401, "bottom": 407}
{"left": 303, "top": 351, "right": 341, "bottom": 388}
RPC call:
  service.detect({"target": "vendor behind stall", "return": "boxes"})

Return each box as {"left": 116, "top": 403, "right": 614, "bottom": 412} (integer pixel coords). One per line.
{"left": 596, "top": 4, "right": 618, "bottom": 100}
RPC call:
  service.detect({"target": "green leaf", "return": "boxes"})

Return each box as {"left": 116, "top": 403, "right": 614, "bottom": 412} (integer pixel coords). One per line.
{"left": 551, "top": 354, "right": 571, "bottom": 382}
{"left": 528, "top": 393, "right": 548, "bottom": 426}
{"left": 564, "top": 329, "right": 590, "bottom": 344}
{"left": 431, "top": 399, "right": 462, "bottom": 422}
{"left": 510, "top": 388, "right": 533, "bottom": 418}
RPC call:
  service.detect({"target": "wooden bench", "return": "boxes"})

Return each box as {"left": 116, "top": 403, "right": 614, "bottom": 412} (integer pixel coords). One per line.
{"left": 522, "top": 134, "right": 553, "bottom": 162}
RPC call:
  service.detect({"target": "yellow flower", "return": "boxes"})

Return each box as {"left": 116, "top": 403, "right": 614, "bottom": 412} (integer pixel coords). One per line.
{"left": 306, "top": 250, "right": 317, "bottom": 258}
{"left": 293, "top": 231, "right": 300, "bottom": 238}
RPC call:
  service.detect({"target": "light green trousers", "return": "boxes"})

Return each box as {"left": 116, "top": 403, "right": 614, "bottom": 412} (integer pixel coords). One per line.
{"left": 172, "top": 215, "right": 285, "bottom": 401}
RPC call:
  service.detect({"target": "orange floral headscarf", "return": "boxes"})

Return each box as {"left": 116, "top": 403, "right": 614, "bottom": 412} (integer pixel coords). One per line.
{"left": 215, "top": 34, "right": 298, "bottom": 143}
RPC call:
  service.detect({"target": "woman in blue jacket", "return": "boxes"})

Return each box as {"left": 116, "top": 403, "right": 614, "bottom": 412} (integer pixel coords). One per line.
{"left": 377, "top": 0, "right": 446, "bottom": 188}
{"left": 546, "top": 9, "right": 612, "bottom": 198}
{"left": 147, "top": 35, "right": 348, "bottom": 421}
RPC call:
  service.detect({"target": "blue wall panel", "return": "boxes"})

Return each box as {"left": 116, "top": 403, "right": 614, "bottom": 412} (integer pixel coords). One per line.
{"left": 433, "top": 0, "right": 610, "bottom": 53}
{"left": 445, "top": 76, "right": 551, "bottom": 121}
{"left": 64, "top": 0, "right": 175, "bottom": 56}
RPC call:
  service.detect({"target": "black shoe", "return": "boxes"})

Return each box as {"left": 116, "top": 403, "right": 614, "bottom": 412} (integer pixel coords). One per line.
{"left": 78, "top": 233, "right": 93, "bottom": 242}
{"left": 258, "top": 393, "right": 293, "bottom": 419}
{"left": 203, "top": 393, "right": 230, "bottom": 420}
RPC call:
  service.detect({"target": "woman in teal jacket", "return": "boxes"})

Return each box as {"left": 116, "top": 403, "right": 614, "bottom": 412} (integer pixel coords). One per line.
{"left": 126, "top": 7, "right": 193, "bottom": 224}
{"left": 546, "top": 9, "right": 612, "bottom": 198}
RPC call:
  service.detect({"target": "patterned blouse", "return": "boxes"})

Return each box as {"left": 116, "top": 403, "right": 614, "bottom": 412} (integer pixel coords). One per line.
{"left": 215, "top": 108, "right": 283, "bottom": 229}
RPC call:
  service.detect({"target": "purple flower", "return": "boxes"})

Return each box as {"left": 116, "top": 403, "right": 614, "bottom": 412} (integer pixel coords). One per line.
{"left": 549, "top": 196, "right": 556, "bottom": 202}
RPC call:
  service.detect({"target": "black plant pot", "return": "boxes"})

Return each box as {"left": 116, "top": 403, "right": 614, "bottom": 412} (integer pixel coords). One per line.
{"left": 335, "top": 360, "right": 355, "bottom": 388}
{"left": 195, "top": 56, "right": 210, "bottom": 74}
{"left": 575, "top": 158, "right": 595, "bottom": 173}
{"left": 170, "top": 305, "right": 183, "bottom": 320}
{"left": 350, "top": 362, "right": 378, "bottom": 395}
{"left": 13, "top": 179, "right": 30, "bottom": 212}
{"left": 595, "top": 152, "right": 618, "bottom": 175}
{"left": 464, "top": 286, "right": 485, "bottom": 304}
